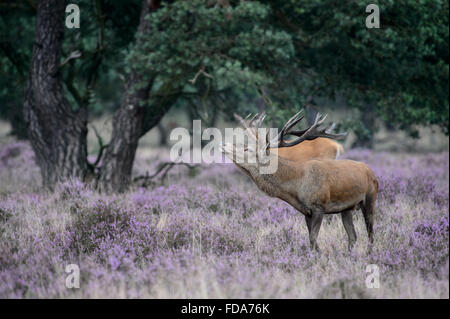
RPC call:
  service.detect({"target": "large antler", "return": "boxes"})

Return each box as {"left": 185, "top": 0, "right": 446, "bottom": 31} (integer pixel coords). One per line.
{"left": 274, "top": 113, "right": 347, "bottom": 148}
{"left": 233, "top": 112, "right": 266, "bottom": 141}
{"left": 270, "top": 110, "right": 305, "bottom": 148}
{"left": 285, "top": 122, "right": 345, "bottom": 140}
{"left": 234, "top": 110, "right": 346, "bottom": 150}
{"left": 265, "top": 111, "right": 347, "bottom": 149}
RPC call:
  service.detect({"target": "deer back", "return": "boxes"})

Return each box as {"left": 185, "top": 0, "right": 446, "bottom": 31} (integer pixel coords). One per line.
{"left": 272, "top": 137, "right": 343, "bottom": 162}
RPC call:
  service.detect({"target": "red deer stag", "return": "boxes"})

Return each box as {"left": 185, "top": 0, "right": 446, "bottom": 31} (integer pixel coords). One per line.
{"left": 222, "top": 112, "right": 378, "bottom": 251}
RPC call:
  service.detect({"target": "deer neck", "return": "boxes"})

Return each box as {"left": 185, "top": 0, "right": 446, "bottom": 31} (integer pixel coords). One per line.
{"left": 248, "top": 155, "right": 304, "bottom": 199}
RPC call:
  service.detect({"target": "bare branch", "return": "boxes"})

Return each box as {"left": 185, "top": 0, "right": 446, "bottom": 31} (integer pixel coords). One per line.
{"left": 59, "top": 50, "right": 82, "bottom": 68}
{"left": 91, "top": 125, "right": 108, "bottom": 168}
{"left": 189, "top": 65, "right": 214, "bottom": 84}
{"left": 134, "top": 161, "right": 199, "bottom": 187}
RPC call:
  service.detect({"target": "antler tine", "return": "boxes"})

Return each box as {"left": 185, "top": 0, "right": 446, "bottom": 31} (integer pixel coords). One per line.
{"left": 283, "top": 111, "right": 304, "bottom": 134}
{"left": 327, "top": 122, "right": 336, "bottom": 132}
{"left": 284, "top": 112, "right": 303, "bottom": 138}
{"left": 326, "top": 127, "right": 348, "bottom": 140}
{"left": 256, "top": 112, "right": 266, "bottom": 128}
{"left": 285, "top": 113, "right": 326, "bottom": 137}
{"left": 269, "top": 110, "right": 304, "bottom": 148}
{"left": 234, "top": 113, "right": 255, "bottom": 130}
{"left": 285, "top": 118, "right": 344, "bottom": 139}
{"left": 234, "top": 112, "right": 267, "bottom": 129}
{"left": 320, "top": 121, "right": 348, "bottom": 140}
{"left": 307, "top": 112, "right": 327, "bottom": 128}
{"left": 237, "top": 113, "right": 259, "bottom": 141}
{"left": 233, "top": 113, "right": 246, "bottom": 125}
{"left": 246, "top": 113, "right": 267, "bottom": 144}
{"left": 248, "top": 113, "right": 260, "bottom": 126}
{"left": 237, "top": 113, "right": 253, "bottom": 128}
{"left": 312, "top": 113, "right": 347, "bottom": 140}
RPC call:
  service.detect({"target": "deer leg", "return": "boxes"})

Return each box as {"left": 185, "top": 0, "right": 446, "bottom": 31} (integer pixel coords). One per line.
{"left": 341, "top": 209, "right": 357, "bottom": 251}
{"left": 306, "top": 212, "right": 323, "bottom": 252}
{"left": 361, "top": 195, "right": 376, "bottom": 246}
{"left": 305, "top": 215, "right": 312, "bottom": 233}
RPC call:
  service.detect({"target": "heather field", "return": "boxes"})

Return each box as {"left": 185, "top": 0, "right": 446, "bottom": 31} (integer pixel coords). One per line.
{"left": 0, "top": 141, "right": 448, "bottom": 298}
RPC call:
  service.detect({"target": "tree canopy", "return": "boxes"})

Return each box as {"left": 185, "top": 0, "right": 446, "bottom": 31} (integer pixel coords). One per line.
{"left": 267, "top": 0, "right": 449, "bottom": 135}
{"left": 1, "top": 0, "right": 448, "bottom": 137}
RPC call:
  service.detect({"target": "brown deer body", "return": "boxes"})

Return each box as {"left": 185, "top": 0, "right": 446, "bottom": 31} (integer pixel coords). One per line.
{"left": 223, "top": 112, "right": 378, "bottom": 251}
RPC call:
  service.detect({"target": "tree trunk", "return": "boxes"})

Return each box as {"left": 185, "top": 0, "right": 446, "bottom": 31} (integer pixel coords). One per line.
{"left": 353, "top": 103, "right": 376, "bottom": 148}
{"left": 157, "top": 122, "right": 168, "bottom": 146}
{"left": 23, "top": 0, "right": 88, "bottom": 189}
{"left": 96, "top": 72, "right": 150, "bottom": 192}
{"left": 97, "top": 1, "right": 171, "bottom": 193}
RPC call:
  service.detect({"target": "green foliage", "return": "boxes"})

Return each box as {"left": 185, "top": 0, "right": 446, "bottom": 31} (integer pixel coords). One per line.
{"left": 0, "top": 3, "right": 35, "bottom": 138}
{"left": 0, "top": 0, "right": 448, "bottom": 140}
{"left": 61, "top": 0, "right": 142, "bottom": 114}
{"left": 0, "top": 0, "right": 142, "bottom": 126}
{"left": 126, "top": 0, "right": 295, "bottom": 111}
{"left": 264, "top": 0, "right": 449, "bottom": 134}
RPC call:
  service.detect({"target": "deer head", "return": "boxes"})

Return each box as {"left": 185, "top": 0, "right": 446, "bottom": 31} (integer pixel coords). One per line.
{"left": 220, "top": 114, "right": 276, "bottom": 175}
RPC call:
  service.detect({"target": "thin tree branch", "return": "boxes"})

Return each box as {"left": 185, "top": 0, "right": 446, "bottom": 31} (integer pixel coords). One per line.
{"left": 188, "top": 65, "right": 214, "bottom": 84}
{"left": 134, "top": 161, "right": 199, "bottom": 187}
{"left": 59, "top": 50, "right": 82, "bottom": 68}
{"left": 87, "top": 125, "right": 108, "bottom": 173}
{"left": 92, "top": 125, "right": 108, "bottom": 168}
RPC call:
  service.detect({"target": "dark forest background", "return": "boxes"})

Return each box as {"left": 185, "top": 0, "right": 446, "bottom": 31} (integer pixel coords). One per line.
{"left": 0, "top": 0, "right": 448, "bottom": 192}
